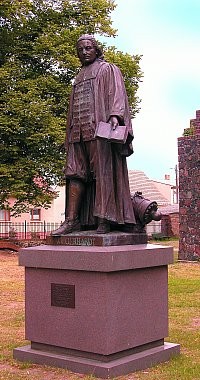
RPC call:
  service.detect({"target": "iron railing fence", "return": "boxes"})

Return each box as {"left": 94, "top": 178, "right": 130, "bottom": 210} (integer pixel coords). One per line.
{"left": 0, "top": 220, "right": 161, "bottom": 241}
{"left": 0, "top": 221, "right": 61, "bottom": 240}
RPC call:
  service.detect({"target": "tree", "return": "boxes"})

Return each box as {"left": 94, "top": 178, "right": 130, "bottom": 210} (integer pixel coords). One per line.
{"left": 104, "top": 47, "right": 142, "bottom": 118}
{"left": 0, "top": 0, "right": 143, "bottom": 215}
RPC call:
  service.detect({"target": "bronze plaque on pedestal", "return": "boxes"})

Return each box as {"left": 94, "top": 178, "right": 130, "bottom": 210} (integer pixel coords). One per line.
{"left": 51, "top": 284, "right": 75, "bottom": 308}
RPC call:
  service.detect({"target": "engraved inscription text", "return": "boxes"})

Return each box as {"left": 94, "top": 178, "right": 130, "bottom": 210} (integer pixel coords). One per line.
{"left": 51, "top": 284, "right": 75, "bottom": 308}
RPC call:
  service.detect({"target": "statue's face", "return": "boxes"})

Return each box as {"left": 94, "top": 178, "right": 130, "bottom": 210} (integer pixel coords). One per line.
{"left": 77, "top": 39, "right": 97, "bottom": 66}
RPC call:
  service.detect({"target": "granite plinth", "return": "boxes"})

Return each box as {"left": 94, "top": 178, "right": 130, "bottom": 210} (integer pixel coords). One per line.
{"left": 18, "top": 243, "right": 173, "bottom": 271}
{"left": 14, "top": 243, "right": 180, "bottom": 378}
{"left": 46, "top": 231, "right": 147, "bottom": 246}
{"left": 14, "top": 342, "right": 180, "bottom": 378}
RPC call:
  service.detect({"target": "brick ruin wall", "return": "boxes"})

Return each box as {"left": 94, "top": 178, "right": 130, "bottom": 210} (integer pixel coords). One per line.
{"left": 161, "top": 214, "right": 179, "bottom": 238}
{"left": 178, "top": 110, "right": 200, "bottom": 261}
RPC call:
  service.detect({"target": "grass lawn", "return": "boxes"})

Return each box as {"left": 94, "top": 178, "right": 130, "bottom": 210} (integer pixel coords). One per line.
{"left": 0, "top": 241, "right": 199, "bottom": 380}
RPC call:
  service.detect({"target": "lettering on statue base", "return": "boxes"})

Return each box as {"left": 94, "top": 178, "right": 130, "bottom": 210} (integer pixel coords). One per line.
{"left": 57, "top": 237, "right": 96, "bottom": 246}
{"left": 51, "top": 284, "right": 75, "bottom": 309}
{"left": 47, "top": 232, "right": 148, "bottom": 247}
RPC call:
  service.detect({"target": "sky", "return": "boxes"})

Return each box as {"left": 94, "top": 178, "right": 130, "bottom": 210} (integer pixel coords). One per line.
{"left": 99, "top": 0, "right": 200, "bottom": 183}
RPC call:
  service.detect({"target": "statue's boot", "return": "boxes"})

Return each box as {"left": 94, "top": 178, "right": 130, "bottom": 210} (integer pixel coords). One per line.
{"left": 51, "top": 217, "right": 81, "bottom": 235}
{"left": 51, "top": 180, "right": 84, "bottom": 235}
{"left": 96, "top": 218, "right": 110, "bottom": 234}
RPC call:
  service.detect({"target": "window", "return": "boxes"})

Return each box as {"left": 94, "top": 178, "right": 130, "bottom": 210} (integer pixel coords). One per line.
{"left": 0, "top": 209, "right": 10, "bottom": 221}
{"left": 30, "top": 209, "right": 41, "bottom": 221}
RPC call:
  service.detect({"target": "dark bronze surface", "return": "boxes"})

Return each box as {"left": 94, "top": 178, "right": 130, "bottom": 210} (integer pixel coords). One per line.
{"left": 51, "top": 35, "right": 162, "bottom": 239}
{"left": 47, "top": 231, "right": 147, "bottom": 246}
{"left": 51, "top": 284, "right": 75, "bottom": 308}
{"left": 51, "top": 35, "right": 136, "bottom": 237}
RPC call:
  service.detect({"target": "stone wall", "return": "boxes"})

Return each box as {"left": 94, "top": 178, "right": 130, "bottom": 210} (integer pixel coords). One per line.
{"left": 161, "top": 213, "right": 179, "bottom": 238}
{"left": 178, "top": 110, "right": 200, "bottom": 261}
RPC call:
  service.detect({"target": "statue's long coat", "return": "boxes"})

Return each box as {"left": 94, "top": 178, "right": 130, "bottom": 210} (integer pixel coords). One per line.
{"left": 65, "top": 59, "right": 136, "bottom": 226}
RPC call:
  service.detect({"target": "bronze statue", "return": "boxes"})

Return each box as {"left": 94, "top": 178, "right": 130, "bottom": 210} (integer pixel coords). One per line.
{"left": 52, "top": 34, "right": 136, "bottom": 235}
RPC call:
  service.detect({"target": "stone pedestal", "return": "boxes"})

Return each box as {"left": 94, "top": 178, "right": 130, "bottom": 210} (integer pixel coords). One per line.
{"left": 14, "top": 243, "right": 180, "bottom": 378}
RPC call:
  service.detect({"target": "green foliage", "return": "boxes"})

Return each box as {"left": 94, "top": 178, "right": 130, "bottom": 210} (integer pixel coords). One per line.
{"left": 183, "top": 127, "right": 195, "bottom": 137}
{"left": 183, "top": 120, "right": 196, "bottom": 137}
{"left": 104, "top": 47, "right": 143, "bottom": 117}
{"left": 0, "top": 0, "right": 142, "bottom": 215}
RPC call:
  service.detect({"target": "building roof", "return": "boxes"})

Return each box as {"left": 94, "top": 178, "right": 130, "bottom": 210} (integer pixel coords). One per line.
{"left": 159, "top": 204, "right": 179, "bottom": 214}
{"left": 128, "top": 170, "right": 170, "bottom": 206}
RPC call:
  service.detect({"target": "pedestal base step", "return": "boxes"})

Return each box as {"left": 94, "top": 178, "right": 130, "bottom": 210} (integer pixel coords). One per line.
{"left": 14, "top": 342, "right": 180, "bottom": 379}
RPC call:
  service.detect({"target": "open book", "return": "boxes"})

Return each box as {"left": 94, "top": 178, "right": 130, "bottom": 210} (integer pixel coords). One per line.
{"left": 95, "top": 121, "right": 128, "bottom": 144}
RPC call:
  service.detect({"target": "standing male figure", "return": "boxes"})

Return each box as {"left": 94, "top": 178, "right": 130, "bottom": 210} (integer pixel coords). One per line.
{"left": 52, "top": 34, "right": 136, "bottom": 235}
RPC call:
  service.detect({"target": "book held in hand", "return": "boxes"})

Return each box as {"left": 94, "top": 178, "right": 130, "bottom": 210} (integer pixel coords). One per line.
{"left": 95, "top": 121, "right": 128, "bottom": 144}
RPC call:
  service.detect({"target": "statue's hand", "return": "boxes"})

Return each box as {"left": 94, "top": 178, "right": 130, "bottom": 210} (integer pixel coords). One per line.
{"left": 108, "top": 116, "right": 119, "bottom": 130}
